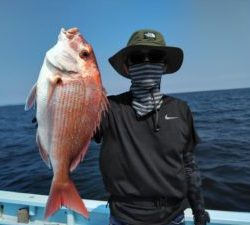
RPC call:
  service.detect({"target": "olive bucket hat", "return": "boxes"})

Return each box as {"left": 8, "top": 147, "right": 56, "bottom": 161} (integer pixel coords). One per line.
{"left": 109, "top": 29, "right": 184, "bottom": 79}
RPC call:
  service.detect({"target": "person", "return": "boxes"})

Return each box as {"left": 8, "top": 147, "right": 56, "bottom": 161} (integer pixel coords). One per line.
{"left": 94, "top": 29, "right": 211, "bottom": 225}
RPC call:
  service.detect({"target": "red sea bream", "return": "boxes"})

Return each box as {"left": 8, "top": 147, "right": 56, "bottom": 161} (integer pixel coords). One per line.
{"left": 25, "top": 27, "right": 108, "bottom": 219}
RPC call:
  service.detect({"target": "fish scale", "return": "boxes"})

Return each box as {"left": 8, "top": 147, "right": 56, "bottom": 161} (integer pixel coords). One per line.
{"left": 49, "top": 81, "right": 91, "bottom": 166}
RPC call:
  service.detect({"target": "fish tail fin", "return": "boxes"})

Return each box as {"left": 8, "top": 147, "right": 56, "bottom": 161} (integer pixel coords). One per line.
{"left": 44, "top": 178, "right": 89, "bottom": 219}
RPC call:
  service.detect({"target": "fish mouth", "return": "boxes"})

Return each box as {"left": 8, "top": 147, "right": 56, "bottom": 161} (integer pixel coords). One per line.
{"left": 65, "top": 28, "right": 80, "bottom": 39}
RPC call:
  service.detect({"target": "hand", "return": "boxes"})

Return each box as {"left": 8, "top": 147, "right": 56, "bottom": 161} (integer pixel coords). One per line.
{"left": 193, "top": 210, "right": 210, "bottom": 225}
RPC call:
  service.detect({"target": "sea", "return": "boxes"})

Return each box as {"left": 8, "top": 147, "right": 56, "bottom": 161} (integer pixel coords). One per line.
{"left": 0, "top": 87, "right": 250, "bottom": 212}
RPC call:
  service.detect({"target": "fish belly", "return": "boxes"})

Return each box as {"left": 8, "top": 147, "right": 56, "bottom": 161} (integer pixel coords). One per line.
{"left": 37, "top": 76, "right": 102, "bottom": 172}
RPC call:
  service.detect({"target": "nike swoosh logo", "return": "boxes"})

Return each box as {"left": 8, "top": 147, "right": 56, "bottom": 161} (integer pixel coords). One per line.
{"left": 165, "top": 114, "right": 179, "bottom": 120}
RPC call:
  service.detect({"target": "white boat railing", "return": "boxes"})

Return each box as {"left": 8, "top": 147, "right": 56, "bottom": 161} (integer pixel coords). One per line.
{"left": 0, "top": 190, "right": 250, "bottom": 225}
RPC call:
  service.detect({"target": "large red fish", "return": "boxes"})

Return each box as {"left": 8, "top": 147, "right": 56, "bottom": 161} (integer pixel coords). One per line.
{"left": 25, "top": 27, "right": 108, "bottom": 219}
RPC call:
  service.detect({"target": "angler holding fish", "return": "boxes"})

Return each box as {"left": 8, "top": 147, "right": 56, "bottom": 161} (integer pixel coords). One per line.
{"left": 94, "top": 29, "right": 210, "bottom": 225}
{"left": 25, "top": 27, "right": 108, "bottom": 219}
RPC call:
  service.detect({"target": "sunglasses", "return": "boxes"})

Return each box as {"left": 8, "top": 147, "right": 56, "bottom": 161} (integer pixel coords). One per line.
{"left": 127, "top": 50, "right": 165, "bottom": 66}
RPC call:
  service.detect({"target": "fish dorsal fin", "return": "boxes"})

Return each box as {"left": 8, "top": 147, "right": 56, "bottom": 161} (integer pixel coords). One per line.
{"left": 92, "top": 88, "right": 109, "bottom": 137}
{"left": 24, "top": 83, "right": 37, "bottom": 111}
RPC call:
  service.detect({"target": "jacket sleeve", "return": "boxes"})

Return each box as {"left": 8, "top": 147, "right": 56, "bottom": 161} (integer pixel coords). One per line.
{"left": 183, "top": 105, "right": 206, "bottom": 215}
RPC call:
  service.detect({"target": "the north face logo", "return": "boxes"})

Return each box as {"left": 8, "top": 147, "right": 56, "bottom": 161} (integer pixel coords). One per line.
{"left": 144, "top": 32, "right": 156, "bottom": 39}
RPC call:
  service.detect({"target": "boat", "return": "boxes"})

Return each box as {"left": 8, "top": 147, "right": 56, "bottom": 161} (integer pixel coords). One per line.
{"left": 0, "top": 190, "right": 249, "bottom": 225}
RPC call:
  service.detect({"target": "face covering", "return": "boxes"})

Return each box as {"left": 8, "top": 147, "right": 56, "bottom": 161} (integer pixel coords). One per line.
{"left": 129, "top": 62, "right": 165, "bottom": 117}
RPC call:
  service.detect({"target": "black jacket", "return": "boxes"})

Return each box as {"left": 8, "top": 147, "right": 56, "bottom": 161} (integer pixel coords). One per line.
{"left": 94, "top": 91, "right": 205, "bottom": 225}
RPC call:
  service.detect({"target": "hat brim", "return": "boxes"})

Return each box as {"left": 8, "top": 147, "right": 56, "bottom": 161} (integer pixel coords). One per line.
{"left": 109, "top": 45, "right": 183, "bottom": 79}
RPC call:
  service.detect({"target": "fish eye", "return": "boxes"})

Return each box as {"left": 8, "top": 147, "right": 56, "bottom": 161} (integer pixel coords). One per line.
{"left": 79, "top": 50, "right": 89, "bottom": 60}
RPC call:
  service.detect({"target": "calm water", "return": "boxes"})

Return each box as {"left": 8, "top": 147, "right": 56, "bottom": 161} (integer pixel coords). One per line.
{"left": 0, "top": 88, "right": 250, "bottom": 212}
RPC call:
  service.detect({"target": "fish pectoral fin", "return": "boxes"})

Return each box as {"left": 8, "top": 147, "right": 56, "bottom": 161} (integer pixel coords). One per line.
{"left": 36, "top": 133, "right": 51, "bottom": 169}
{"left": 47, "top": 74, "right": 62, "bottom": 104}
{"left": 49, "top": 74, "right": 62, "bottom": 86}
{"left": 24, "top": 83, "right": 37, "bottom": 111}
{"left": 70, "top": 140, "right": 90, "bottom": 172}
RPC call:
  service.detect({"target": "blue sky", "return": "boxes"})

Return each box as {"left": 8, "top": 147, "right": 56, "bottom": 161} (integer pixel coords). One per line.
{"left": 0, "top": 0, "right": 249, "bottom": 106}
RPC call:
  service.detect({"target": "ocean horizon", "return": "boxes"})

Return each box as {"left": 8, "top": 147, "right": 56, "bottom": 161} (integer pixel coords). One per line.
{"left": 0, "top": 87, "right": 250, "bottom": 212}
{"left": 1, "top": 86, "right": 249, "bottom": 107}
